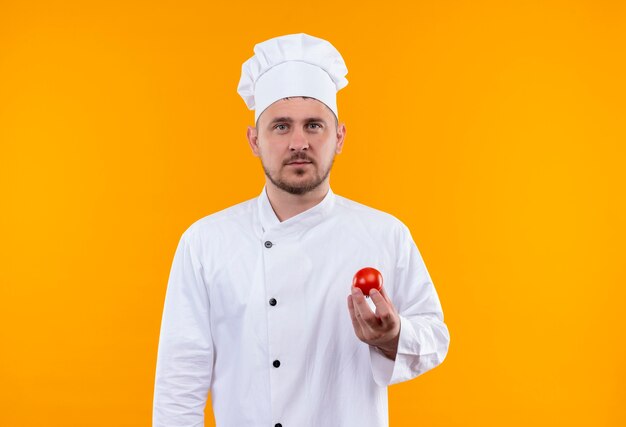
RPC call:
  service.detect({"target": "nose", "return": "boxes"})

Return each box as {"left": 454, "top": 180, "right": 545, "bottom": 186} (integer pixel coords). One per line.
{"left": 288, "top": 127, "right": 309, "bottom": 151}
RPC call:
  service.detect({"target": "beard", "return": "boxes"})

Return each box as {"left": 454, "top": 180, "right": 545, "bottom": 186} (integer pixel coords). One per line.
{"left": 263, "top": 154, "right": 335, "bottom": 195}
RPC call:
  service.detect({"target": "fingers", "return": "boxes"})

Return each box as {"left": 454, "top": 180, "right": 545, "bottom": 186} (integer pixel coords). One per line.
{"left": 378, "top": 286, "right": 392, "bottom": 304}
{"left": 350, "top": 287, "right": 381, "bottom": 330}
{"left": 369, "top": 289, "right": 393, "bottom": 326}
{"left": 348, "top": 285, "right": 400, "bottom": 348}
{"left": 347, "top": 294, "right": 363, "bottom": 337}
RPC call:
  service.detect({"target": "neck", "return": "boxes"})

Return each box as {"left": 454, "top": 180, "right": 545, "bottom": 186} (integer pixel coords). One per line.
{"left": 265, "top": 180, "right": 330, "bottom": 222}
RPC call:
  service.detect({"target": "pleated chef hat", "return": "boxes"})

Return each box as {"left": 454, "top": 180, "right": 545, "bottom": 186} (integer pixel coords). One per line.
{"left": 237, "top": 33, "right": 349, "bottom": 124}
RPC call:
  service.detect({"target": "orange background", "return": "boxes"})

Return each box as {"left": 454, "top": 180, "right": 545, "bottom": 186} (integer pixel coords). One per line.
{"left": 1, "top": 0, "right": 624, "bottom": 426}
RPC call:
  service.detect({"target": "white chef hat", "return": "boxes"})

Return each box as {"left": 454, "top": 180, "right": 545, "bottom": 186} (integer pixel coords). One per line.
{"left": 237, "top": 33, "right": 349, "bottom": 124}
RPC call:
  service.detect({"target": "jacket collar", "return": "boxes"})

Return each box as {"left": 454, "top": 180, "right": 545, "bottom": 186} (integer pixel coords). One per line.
{"left": 257, "top": 185, "right": 336, "bottom": 235}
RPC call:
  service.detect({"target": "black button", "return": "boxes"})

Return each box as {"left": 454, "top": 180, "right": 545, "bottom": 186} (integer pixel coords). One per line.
{"left": 269, "top": 298, "right": 277, "bottom": 306}
{"left": 273, "top": 360, "right": 280, "bottom": 368}
{"left": 264, "top": 241, "right": 273, "bottom": 248}
{"left": 275, "top": 424, "right": 282, "bottom": 427}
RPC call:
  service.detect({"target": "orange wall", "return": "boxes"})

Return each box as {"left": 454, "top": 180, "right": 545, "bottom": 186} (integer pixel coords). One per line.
{"left": 1, "top": 1, "right": 624, "bottom": 426}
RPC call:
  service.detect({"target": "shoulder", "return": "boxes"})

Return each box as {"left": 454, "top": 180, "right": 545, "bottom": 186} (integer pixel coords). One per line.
{"left": 181, "top": 196, "right": 258, "bottom": 242}
{"left": 332, "top": 193, "right": 414, "bottom": 249}
{"left": 333, "top": 193, "right": 409, "bottom": 232}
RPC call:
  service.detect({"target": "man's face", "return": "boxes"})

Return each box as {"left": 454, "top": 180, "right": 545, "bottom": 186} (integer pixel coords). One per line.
{"left": 247, "top": 97, "right": 346, "bottom": 195}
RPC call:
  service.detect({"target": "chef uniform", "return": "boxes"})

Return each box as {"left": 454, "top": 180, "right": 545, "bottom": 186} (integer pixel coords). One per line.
{"left": 153, "top": 33, "right": 450, "bottom": 427}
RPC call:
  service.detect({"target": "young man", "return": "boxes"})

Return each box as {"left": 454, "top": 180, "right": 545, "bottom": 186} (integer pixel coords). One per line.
{"left": 153, "top": 33, "right": 450, "bottom": 427}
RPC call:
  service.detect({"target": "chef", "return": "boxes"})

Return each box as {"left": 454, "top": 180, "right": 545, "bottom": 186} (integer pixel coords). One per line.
{"left": 153, "top": 33, "right": 450, "bottom": 427}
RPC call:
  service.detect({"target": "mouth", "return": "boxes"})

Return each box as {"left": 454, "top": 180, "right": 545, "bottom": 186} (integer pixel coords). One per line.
{"left": 286, "top": 160, "right": 313, "bottom": 166}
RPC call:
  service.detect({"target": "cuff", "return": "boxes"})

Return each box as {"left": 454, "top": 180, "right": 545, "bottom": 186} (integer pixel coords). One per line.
{"left": 368, "top": 315, "right": 410, "bottom": 386}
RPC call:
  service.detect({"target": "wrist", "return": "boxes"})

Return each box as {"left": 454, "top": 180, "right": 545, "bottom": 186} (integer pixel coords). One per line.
{"left": 375, "top": 324, "right": 400, "bottom": 360}
{"left": 376, "top": 334, "right": 399, "bottom": 360}
{"left": 376, "top": 345, "right": 397, "bottom": 360}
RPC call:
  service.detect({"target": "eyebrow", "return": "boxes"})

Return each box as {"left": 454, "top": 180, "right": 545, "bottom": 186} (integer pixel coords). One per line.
{"left": 267, "top": 117, "right": 328, "bottom": 126}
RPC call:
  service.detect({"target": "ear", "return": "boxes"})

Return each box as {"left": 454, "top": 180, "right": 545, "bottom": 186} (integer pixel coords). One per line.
{"left": 335, "top": 123, "right": 346, "bottom": 154}
{"left": 246, "top": 125, "right": 260, "bottom": 157}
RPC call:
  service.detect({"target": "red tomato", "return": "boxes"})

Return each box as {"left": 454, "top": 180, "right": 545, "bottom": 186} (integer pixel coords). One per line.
{"left": 352, "top": 267, "right": 383, "bottom": 296}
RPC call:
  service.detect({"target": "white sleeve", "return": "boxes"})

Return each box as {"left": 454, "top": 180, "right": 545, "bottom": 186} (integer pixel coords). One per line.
{"left": 153, "top": 230, "right": 214, "bottom": 427}
{"left": 369, "top": 223, "right": 450, "bottom": 386}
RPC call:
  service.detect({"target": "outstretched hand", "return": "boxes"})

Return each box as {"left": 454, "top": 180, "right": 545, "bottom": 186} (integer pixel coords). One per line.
{"left": 347, "top": 286, "right": 400, "bottom": 360}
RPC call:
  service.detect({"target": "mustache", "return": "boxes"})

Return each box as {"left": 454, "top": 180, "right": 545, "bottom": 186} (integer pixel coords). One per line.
{"left": 284, "top": 153, "right": 314, "bottom": 165}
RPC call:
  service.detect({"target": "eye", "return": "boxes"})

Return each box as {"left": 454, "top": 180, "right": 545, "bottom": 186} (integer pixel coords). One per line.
{"left": 274, "top": 124, "right": 288, "bottom": 131}
{"left": 307, "top": 123, "right": 322, "bottom": 129}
